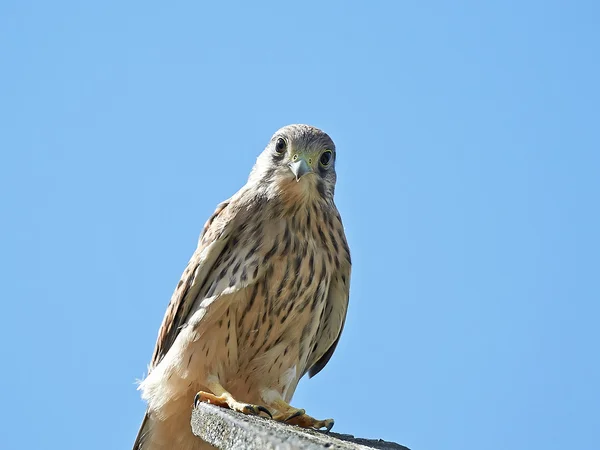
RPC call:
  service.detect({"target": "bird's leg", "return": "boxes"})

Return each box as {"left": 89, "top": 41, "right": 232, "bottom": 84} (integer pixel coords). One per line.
{"left": 194, "top": 379, "right": 272, "bottom": 418}
{"left": 269, "top": 398, "right": 334, "bottom": 431}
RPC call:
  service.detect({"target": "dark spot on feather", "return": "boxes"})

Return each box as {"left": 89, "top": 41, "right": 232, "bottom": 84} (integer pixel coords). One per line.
{"left": 265, "top": 265, "right": 274, "bottom": 283}
{"left": 297, "top": 281, "right": 308, "bottom": 300}
{"left": 243, "top": 283, "right": 259, "bottom": 316}
{"left": 317, "top": 228, "right": 327, "bottom": 247}
{"left": 289, "top": 282, "right": 299, "bottom": 302}
{"left": 326, "top": 213, "right": 333, "bottom": 228}
{"left": 320, "top": 263, "right": 328, "bottom": 282}
{"left": 251, "top": 225, "right": 262, "bottom": 240}
{"left": 310, "top": 295, "right": 318, "bottom": 312}
{"left": 339, "top": 228, "right": 350, "bottom": 249}
{"left": 286, "top": 300, "right": 295, "bottom": 315}
{"left": 264, "top": 238, "right": 279, "bottom": 261}
{"left": 198, "top": 274, "right": 211, "bottom": 296}
{"left": 282, "top": 226, "right": 291, "bottom": 253}
{"left": 223, "top": 253, "right": 236, "bottom": 268}
{"left": 294, "top": 254, "right": 302, "bottom": 275}
{"left": 308, "top": 253, "right": 315, "bottom": 280}
{"left": 232, "top": 260, "right": 241, "bottom": 276}
{"left": 246, "top": 243, "right": 259, "bottom": 261}
{"left": 330, "top": 231, "right": 338, "bottom": 251}
{"left": 276, "top": 262, "right": 290, "bottom": 297}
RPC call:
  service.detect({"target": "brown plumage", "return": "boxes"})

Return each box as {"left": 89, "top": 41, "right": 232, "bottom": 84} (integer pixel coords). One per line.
{"left": 134, "top": 124, "right": 351, "bottom": 450}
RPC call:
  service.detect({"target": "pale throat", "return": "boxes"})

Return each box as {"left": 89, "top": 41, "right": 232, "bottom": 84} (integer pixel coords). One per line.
{"left": 273, "top": 172, "right": 325, "bottom": 207}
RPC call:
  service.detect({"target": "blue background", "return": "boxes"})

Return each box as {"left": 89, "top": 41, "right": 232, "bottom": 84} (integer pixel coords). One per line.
{"left": 1, "top": 1, "right": 599, "bottom": 449}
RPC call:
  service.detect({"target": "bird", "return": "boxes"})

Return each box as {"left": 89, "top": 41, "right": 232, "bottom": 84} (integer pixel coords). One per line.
{"left": 133, "top": 124, "right": 352, "bottom": 450}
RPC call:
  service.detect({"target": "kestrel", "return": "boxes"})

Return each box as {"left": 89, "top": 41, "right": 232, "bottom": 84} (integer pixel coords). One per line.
{"left": 133, "top": 124, "right": 351, "bottom": 450}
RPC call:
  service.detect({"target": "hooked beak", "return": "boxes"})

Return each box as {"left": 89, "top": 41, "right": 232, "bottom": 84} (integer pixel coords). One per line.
{"left": 288, "top": 155, "right": 314, "bottom": 181}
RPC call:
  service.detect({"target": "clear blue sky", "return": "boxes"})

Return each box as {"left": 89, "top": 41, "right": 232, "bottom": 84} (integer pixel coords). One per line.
{"left": 1, "top": 1, "right": 598, "bottom": 449}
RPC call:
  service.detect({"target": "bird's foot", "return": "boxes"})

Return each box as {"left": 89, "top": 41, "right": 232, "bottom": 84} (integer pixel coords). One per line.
{"left": 194, "top": 391, "right": 272, "bottom": 418}
{"left": 272, "top": 404, "right": 334, "bottom": 431}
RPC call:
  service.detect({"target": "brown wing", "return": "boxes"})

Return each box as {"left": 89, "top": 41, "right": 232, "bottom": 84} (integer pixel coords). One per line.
{"left": 149, "top": 199, "right": 233, "bottom": 370}
{"left": 307, "top": 256, "right": 351, "bottom": 378}
{"left": 132, "top": 411, "right": 150, "bottom": 450}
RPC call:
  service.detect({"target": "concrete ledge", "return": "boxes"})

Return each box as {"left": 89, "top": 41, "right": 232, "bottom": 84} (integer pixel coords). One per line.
{"left": 191, "top": 402, "right": 410, "bottom": 450}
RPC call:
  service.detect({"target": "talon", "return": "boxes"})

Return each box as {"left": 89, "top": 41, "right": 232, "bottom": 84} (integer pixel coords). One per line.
{"left": 243, "top": 405, "right": 258, "bottom": 415}
{"left": 193, "top": 393, "right": 201, "bottom": 407}
{"left": 323, "top": 419, "right": 334, "bottom": 432}
{"left": 257, "top": 405, "right": 273, "bottom": 418}
{"left": 284, "top": 409, "right": 305, "bottom": 422}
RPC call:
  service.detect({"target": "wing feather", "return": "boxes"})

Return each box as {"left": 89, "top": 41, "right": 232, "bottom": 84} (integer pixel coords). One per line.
{"left": 307, "top": 260, "right": 351, "bottom": 378}
{"left": 149, "top": 199, "right": 234, "bottom": 370}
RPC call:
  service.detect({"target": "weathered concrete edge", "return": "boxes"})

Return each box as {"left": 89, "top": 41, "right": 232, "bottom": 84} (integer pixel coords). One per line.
{"left": 191, "top": 402, "right": 410, "bottom": 450}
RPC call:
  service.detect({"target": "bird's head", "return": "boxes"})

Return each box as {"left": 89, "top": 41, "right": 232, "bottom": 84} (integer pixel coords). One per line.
{"left": 249, "top": 124, "right": 337, "bottom": 201}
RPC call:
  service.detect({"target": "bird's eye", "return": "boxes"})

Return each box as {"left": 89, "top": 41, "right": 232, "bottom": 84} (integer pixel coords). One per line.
{"left": 275, "top": 138, "right": 287, "bottom": 154}
{"left": 320, "top": 150, "right": 333, "bottom": 167}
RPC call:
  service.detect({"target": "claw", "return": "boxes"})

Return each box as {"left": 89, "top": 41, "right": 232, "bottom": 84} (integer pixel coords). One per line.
{"left": 284, "top": 409, "right": 306, "bottom": 422}
{"left": 193, "top": 392, "right": 201, "bottom": 408}
{"left": 323, "top": 419, "right": 335, "bottom": 433}
{"left": 257, "top": 405, "right": 273, "bottom": 418}
{"left": 243, "top": 405, "right": 259, "bottom": 415}
{"left": 243, "top": 404, "right": 272, "bottom": 418}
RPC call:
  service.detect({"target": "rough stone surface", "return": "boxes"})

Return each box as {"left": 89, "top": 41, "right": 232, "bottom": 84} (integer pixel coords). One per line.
{"left": 191, "top": 403, "right": 410, "bottom": 450}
